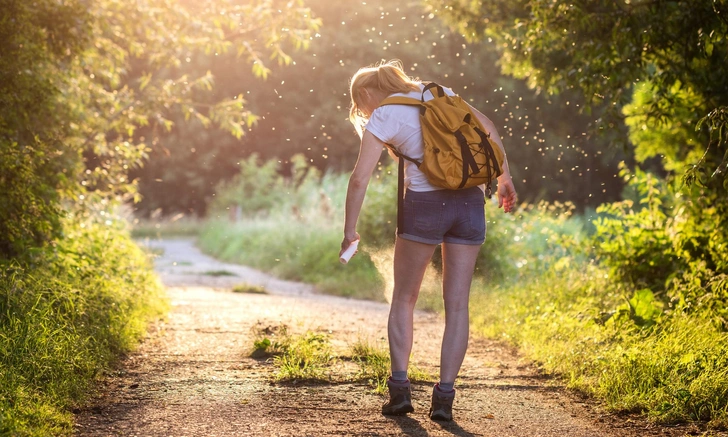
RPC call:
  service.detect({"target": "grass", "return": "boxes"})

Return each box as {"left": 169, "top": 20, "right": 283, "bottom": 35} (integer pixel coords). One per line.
{"left": 202, "top": 269, "right": 237, "bottom": 277}
{"left": 349, "top": 339, "right": 434, "bottom": 394}
{"left": 0, "top": 215, "right": 167, "bottom": 436}
{"left": 130, "top": 214, "right": 203, "bottom": 239}
{"left": 199, "top": 217, "right": 385, "bottom": 300}
{"left": 470, "top": 262, "right": 728, "bottom": 429}
{"left": 250, "top": 324, "right": 290, "bottom": 358}
{"left": 273, "top": 332, "right": 335, "bottom": 381}
{"left": 249, "top": 325, "right": 435, "bottom": 393}
{"left": 232, "top": 283, "right": 267, "bottom": 294}
{"left": 249, "top": 325, "right": 335, "bottom": 381}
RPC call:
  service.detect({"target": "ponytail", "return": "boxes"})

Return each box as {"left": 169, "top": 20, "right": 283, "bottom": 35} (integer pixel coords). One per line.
{"left": 349, "top": 60, "right": 420, "bottom": 136}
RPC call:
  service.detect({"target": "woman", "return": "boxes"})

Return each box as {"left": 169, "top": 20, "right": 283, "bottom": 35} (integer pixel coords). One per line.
{"left": 340, "top": 60, "right": 517, "bottom": 421}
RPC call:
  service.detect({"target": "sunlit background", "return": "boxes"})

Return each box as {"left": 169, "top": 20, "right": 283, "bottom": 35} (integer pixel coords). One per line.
{"left": 130, "top": 0, "right": 625, "bottom": 218}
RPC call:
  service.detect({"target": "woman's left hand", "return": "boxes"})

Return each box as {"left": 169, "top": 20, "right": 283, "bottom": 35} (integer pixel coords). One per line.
{"left": 497, "top": 177, "right": 518, "bottom": 213}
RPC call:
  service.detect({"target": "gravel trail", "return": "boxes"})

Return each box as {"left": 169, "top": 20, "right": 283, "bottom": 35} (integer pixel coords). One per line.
{"left": 74, "top": 238, "right": 699, "bottom": 437}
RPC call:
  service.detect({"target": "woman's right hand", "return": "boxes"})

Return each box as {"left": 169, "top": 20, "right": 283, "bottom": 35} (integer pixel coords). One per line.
{"left": 340, "top": 232, "right": 361, "bottom": 257}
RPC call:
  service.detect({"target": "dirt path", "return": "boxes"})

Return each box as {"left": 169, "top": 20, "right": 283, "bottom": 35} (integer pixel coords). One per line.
{"left": 74, "top": 239, "right": 698, "bottom": 437}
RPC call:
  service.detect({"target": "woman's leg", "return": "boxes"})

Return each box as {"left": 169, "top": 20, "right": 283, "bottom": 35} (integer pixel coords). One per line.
{"left": 439, "top": 242, "right": 481, "bottom": 384}
{"left": 389, "top": 237, "right": 437, "bottom": 376}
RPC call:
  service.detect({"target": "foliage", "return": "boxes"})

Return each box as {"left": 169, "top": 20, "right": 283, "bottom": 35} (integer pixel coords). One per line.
{"left": 472, "top": 257, "right": 728, "bottom": 427}
{"left": 349, "top": 339, "right": 433, "bottom": 394}
{"left": 0, "top": 215, "right": 167, "bottom": 436}
{"left": 251, "top": 325, "right": 336, "bottom": 381}
{"left": 0, "top": 0, "right": 320, "bottom": 259}
{"left": 208, "top": 154, "right": 304, "bottom": 217}
{"left": 472, "top": 255, "right": 728, "bottom": 427}
{"left": 250, "top": 323, "right": 290, "bottom": 358}
{"left": 594, "top": 164, "right": 728, "bottom": 329}
{"left": 427, "top": 0, "right": 728, "bottom": 194}
{"left": 273, "top": 332, "right": 335, "bottom": 382}
{"left": 231, "top": 283, "right": 267, "bottom": 294}
{"left": 0, "top": 0, "right": 318, "bottom": 433}
{"left": 0, "top": 0, "right": 87, "bottom": 258}
{"left": 593, "top": 165, "right": 678, "bottom": 293}
{"left": 475, "top": 200, "right": 584, "bottom": 282}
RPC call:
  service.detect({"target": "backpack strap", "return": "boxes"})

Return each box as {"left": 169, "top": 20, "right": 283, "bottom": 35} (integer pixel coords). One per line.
{"left": 396, "top": 147, "right": 405, "bottom": 236}
{"left": 376, "top": 95, "right": 428, "bottom": 236}
{"left": 378, "top": 96, "right": 421, "bottom": 107}
{"left": 422, "top": 82, "right": 446, "bottom": 100}
{"left": 383, "top": 143, "right": 409, "bottom": 236}
{"left": 474, "top": 127, "right": 502, "bottom": 198}
{"left": 376, "top": 97, "right": 423, "bottom": 167}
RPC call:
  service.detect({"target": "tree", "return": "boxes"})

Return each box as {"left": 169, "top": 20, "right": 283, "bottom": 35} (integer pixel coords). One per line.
{"left": 0, "top": 0, "right": 88, "bottom": 257}
{"left": 0, "top": 0, "right": 320, "bottom": 258}
{"left": 424, "top": 0, "right": 728, "bottom": 189}
{"left": 426, "top": 0, "right": 728, "bottom": 318}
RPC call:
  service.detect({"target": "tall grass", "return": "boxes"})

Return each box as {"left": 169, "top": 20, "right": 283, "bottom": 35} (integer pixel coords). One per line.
{"left": 0, "top": 215, "right": 167, "bottom": 436}
{"left": 199, "top": 154, "right": 389, "bottom": 299}
{"left": 200, "top": 215, "right": 385, "bottom": 299}
{"left": 473, "top": 264, "right": 728, "bottom": 428}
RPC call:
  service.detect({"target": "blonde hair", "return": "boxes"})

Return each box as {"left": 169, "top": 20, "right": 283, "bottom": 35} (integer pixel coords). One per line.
{"left": 349, "top": 59, "right": 420, "bottom": 136}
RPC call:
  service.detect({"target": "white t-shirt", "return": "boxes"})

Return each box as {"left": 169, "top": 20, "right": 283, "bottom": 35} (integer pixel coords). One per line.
{"left": 365, "top": 83, "right": 456, "bottom": 192}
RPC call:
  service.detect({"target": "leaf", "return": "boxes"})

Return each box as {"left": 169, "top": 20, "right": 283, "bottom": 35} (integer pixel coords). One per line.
{"left": 194, "top": 112, "right": 211, "bottom": 128}
{"left": 628, "top": 288, "right": 663, "bottom": 326}
{"left": 139, "top": 73, "right": 152, "bottom": 91}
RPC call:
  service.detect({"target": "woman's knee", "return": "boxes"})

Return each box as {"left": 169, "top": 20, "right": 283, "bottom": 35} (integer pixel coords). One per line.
{"left": 443, "top": 300, "right": 469, "bottom": 314}
{"left": 391, "top": 287, "right": 420, "bottom": 308}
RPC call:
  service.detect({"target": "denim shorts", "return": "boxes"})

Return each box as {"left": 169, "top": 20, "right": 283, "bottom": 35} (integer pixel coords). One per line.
{"left": 399, "top": 186, "right": 486, "bottom": 245}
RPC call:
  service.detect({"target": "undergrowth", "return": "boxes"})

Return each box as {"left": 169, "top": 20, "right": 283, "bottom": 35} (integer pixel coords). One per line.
{"left": 350, "top": 339, "right": 434, "bottom": 394}
{"left": 0, "top": 216, "right": 168, "bottom": 436}
{"left": 250, "top": 325, "right": 433, "bottom": 392}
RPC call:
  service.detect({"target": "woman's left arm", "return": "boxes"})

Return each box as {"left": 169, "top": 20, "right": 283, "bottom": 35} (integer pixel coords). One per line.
{"left": 341, "top": 131, "right": 385, "bottom": 254}
{"left": 468, "top": 103, "right": 518, "bottom": 213}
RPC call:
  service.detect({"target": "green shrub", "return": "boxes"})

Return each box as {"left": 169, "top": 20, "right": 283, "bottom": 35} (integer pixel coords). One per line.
{"left": 0, "top": 216, "right": 167, "bottom": 436}
{"left": 593, "top": 164, "right": 728, "bottom": 328}
{"left": 0, "top": 0, "right": 88, "bottom": 259}
{"left": 470, "top": 180, "right": 728, "bottom": 427}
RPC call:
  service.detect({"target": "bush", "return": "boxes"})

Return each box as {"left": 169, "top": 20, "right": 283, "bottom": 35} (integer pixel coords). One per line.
{"left": 0, "top": 216, "right": 167, "bottom": 436}
{"left": 593, "top": 164, "right": 728, "bottom": 328}
{"left": 469, "top": 169, "right": 728, "bottom": 427}
{"left": 0, "top": 0, "right": 87, "bottom": 258}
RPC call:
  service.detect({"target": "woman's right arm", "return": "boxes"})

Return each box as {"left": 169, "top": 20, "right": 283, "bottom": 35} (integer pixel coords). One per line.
{"left": 341, "top": 130, "right": 385, "bottom": 254}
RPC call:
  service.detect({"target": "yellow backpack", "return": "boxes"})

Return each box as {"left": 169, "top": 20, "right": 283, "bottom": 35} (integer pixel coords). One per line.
{"left": 378, "top": 82, "right": 505, "bottom": 194}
